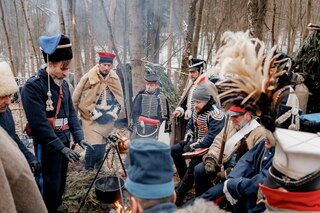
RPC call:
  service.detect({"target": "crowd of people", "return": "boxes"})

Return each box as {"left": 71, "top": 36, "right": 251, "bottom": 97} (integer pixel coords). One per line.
{"left": 0, "top": 28, "right": 319, "bottom": 213}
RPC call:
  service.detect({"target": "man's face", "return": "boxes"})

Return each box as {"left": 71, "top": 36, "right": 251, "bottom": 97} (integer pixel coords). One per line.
{"left": 193, "top": 100, "right": 207, "bottom": 113}
{"left": 189, "top": 70, "right": 200, "bottom": 82}
{"left": 0, "top": 95, "right": 11, "bottom": 113}
{"left": 145, "top": 83, "right": 158, "bottom": 93}
{"left": 49, "top": 61, "right": 71, "bottom": 80}
{"left": 99, "top": 63, "right": 113, "bottom": 76}
{"left": 230, "top": 112, "right": 250, "bottom": 130}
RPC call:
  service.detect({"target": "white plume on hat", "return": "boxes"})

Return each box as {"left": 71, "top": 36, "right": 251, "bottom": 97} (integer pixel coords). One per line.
{"left": 0, "top": 61, "right": 18, "bottom": 97}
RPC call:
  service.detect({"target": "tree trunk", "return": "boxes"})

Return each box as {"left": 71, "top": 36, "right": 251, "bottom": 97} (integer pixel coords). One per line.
{"left": 128, "top": 0, "right": 145, "bottom": 97}
{"left": 192, "top": 0, "right": 205, "bottom": 58}
{"left": 247, "top": 0, "right": 267, "bottom": 40}
{"left": 146, "top": 0, "right": 161, "bottom": 63}
{"left": 0, "top": 1, "right": 16, "bottom": 75}
{"left": 167, "top": 0, "right": 175, "bottom": 80}
{"left": 178, "top": 0, "right": 198, "bottom": 94}
{"left": 271, "top": 0, "right": 276, "bottom": 46}
{"left": 107, "top": 0, "right": 116, "bottom": 51}
{"left": 20, "top": 0, "right": 39, "bottom": 68}
{"left": 71, "top": 0, "right": 81, "bottom": 85}
{"left": 57, "top": 0, "right": 66, "bottom": 34}
{"left": 14, "top": 0, "right": 23, "bottom": 76}
{"left": 302, "top": 0, "right": 311, "bottom": 40}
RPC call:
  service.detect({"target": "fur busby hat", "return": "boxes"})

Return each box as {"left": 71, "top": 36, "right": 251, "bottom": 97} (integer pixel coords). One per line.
{"left": 39, "top": 34, "right": 73, "bottom": 63}
{"left": 125, "top": 138, "right": 174, "bottom": 199}
{"left": 0, "top": 62, "right": 18, "bottom": 97}
{"left": 98, "top": 52, "right": 115, "bottom": 64}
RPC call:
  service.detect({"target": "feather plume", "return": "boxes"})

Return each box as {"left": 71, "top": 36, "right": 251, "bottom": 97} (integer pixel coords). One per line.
{"left": 216, "top": 31, "right": 290, "bottom": 124}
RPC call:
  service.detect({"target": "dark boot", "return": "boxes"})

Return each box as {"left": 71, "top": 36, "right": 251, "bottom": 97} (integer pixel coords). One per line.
{"left": 175, "top": 174, "right": 194, "bottom": 206}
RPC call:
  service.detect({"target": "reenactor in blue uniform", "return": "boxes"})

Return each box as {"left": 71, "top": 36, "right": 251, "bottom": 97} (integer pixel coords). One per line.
{"left": 0, "top": 61, "right": 41, "bottom": 176}
{"left": 131, "top": 73, "right": 170, "bottom": 138}
{"left": 21, "top": 34, "right": 92, "bottom": 213}
{"left": 171, "top": 79, "right": 225, "bottom": 206}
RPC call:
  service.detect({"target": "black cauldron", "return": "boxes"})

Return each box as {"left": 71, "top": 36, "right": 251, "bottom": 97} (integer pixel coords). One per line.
{"left": 95, "top": 176, "right": 124, "bottom": 203}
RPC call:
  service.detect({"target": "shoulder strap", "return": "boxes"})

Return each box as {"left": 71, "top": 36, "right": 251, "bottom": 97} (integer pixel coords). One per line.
{"left": 55, "top": 86, "right": 64, "bottom": 118}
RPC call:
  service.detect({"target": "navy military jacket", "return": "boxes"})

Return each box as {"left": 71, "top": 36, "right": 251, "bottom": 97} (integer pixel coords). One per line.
{"left": 0, "top": 108, "right": 36, "bottom": 163}
{"left": 21, "top": 68, "right": 84, "bottom": 152}
{"left": 227, "top": 140, "right": 275, "bottom": 213}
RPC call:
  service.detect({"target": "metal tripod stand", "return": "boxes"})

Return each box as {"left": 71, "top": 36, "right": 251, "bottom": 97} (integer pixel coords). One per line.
{"left": 77, "top": 135, "right": 127, "bottom": 213}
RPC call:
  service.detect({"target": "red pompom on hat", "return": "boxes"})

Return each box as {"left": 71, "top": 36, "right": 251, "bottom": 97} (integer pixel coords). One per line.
{"left": 98, "top": 52, "right": 115, "bottom": 64}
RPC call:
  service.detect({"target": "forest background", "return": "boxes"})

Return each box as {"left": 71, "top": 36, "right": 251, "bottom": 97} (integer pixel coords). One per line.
{"left": 0, "top": 0, "right": 318, "bottom": 118}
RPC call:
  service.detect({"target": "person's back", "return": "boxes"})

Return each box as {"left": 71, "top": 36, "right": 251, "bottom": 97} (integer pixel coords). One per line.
{"left": 0, "top": 127, "right": 47, "bottom": 213}
{"left": 125, "top": 138, "right": 177, "bottom": 213}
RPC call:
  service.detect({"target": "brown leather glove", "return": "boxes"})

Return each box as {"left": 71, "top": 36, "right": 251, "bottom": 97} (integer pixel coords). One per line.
{"left": 204, "top": 158, "right": 216, "bottom": 175}
{"left": 217, "top": 167, "right": 232, "bottom": 181}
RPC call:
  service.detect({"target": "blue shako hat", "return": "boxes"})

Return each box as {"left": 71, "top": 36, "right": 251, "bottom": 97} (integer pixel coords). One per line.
{"left": 38, "top": 34, "right": 73, "bottom": 63}
{"left": 125, "top": 138, "right": 174, "bottom": 199}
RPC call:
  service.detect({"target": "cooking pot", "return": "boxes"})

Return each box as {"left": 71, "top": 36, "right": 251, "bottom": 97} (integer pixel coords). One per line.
{"left": 95, "top": 176, "right": 124, "bottom": 203}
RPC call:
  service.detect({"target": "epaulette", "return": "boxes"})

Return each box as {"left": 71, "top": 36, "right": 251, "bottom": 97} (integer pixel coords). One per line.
{"left": 208, "top": 105, "right": 225, "bottom": 120}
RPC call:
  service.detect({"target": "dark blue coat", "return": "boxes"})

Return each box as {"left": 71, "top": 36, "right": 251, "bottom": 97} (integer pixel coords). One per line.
{"left": 185, "top": 102, "right": 225, "bottom": 149}
{"left": 226, "top": 140, "right": 275, "bottom": 213}
{"left": 21, "top": 68, "right": 84, "bottom": 152}
{"left": 0, "top": 107, "right": 36, "bottom": 164}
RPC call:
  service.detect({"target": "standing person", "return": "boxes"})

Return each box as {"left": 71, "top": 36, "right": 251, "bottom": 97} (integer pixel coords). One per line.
{"left": 21, "top": 34, "right": 91, "bottom": 213}
{"left": 125, "top": 138, "right": 177, "bottom": 213}
{"left": 73, "top": 51, "right": 125, "bottom": 171}
{"left": 131, "top": 73, "right": 170, "bottom": 139}
{"left": 194, "top": 105, "right": 267, "bottom": 196}
{"left": 0, "top": 126, "right": 47, "bottom": 213}
{"left": 0, "top": 61, "right": 41, "bottom": 177}
{"left": 172, "top": 58, "right": 206, "bottom": 144}
{"left": 171, "top": 79, "right": 225, "bottom": 206}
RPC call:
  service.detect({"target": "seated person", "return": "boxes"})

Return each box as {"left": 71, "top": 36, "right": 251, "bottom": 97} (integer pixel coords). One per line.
{"left": 125, "top": 138, "right": 176, "bottom": 213}
{"left": 194, "top": 105, "right": 267, "bottom": 196}
{"left": 171, "top": 79, "right": 225, "bottom": 206}
{"left": 260, "top": 128, "right": 320, "bottom": 212}
{"left": 191, "top": 136, "right": 275, "bottom": 213}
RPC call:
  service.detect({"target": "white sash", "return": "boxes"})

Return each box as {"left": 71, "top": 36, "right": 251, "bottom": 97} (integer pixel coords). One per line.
{"left": 223, "top": 119, "right": 260, "bottom": 155}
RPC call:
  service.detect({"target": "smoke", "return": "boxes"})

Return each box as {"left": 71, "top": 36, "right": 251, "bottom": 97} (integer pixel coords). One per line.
{"left": 39, "top": 1, "right": 60, "bottom": 36}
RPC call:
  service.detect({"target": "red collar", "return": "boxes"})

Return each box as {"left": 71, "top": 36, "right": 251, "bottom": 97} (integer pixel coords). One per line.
{"left": 260, "top": 184, "right": 320, "bottom": 211}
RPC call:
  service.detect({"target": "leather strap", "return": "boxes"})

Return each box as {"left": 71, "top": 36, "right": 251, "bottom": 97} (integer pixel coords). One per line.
{"left": 55, "top": 86, "right": 64, "bottom": 118}
{"left": 196, "top": 117, "right": 208, "bottom": 135}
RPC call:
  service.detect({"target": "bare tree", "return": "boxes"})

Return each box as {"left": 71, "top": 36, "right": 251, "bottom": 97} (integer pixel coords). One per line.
{"left": 57, "top": 0, "right": 65, "bottom": 34}
{"left": 20, "top": 0, "right": 40, "bottom": 69}
{"left": 70, "top": 0, "right": 82, "bottom": 85}
{"left": 178, "top": 0, "right": 198, "bottom": 94}
{"left": 248, "top": 0, "right": 267, "bottom": 40}
{"left": 302, "top": 0, "right": 312, "bottom": 40}
{"left": 192, "top": 0, "right": 205, "bottom": 58}
{"left": 128, "top": 0, "right": 145, "bottom": 97}
{"left": 0, "top": 1, "right": 16, "bottom": 75}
